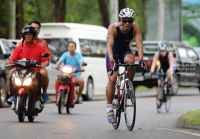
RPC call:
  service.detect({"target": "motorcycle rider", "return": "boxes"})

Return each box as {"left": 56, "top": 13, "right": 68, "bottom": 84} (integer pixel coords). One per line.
{"left": 53, "top": 41, "right": 85, "bottom": 104}
{"left": 7, "top": 25, "right": 48, "bottom": 109}
{"left": 150, "top": 43, "right": 174, "bottom": 108}
{"left": 7, "top": 20, "right": 51, "bottom": 104}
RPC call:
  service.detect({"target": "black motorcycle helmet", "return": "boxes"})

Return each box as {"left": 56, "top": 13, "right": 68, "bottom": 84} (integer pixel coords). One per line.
{"left": 21, "top": 25, "right": 36, "bottom": 40}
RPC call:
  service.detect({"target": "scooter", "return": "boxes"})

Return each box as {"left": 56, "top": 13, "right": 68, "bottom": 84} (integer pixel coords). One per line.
{"left": 55, "top": 63, "right": 87, "bottom": 114}
{"left": 4, "top": 53, "right": 49, "bottom": 122}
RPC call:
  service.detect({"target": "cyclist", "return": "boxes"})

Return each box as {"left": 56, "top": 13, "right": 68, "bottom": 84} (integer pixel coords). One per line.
{"left": 7, "top": 20, "right": 52, "bottom": 105}
{"left": 53, "top": 41, "right": 85, "bottom": 104}
{"left": 150, "top": 43, "right": 174, "bottom": 108}
{"left": 7, "top": 25, "right": 48, "bottom": 109}
{"left": 106, "top": 8, "right": 146, "bottom": 124}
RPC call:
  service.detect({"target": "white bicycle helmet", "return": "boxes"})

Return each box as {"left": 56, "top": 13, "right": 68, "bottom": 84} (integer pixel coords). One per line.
{"left": 119, "top": 8, "right": 136, "bottom": 18}
{"left": 158, "top": 44, "right": 167, "bottom": 50}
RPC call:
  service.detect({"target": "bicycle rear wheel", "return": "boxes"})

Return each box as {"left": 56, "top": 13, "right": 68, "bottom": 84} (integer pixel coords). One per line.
{"left": 165, "top": 93, "right": 171, "bottom": 112}
{"left": 112, "top": 99, "right": 121, "bottom": 129}
{"left": 124, "top": 81, "right": 136, "bottom": 131}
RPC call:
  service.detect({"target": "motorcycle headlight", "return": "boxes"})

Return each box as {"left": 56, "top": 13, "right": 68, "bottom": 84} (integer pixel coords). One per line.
{"left": 62, "top": 67, "right": 72, "bottom": 74}
{"left": 23, "top": 78, "right": 32, "bottom": 86}
{"left": 15, "top": 77, "right": 22, "bottom": 86}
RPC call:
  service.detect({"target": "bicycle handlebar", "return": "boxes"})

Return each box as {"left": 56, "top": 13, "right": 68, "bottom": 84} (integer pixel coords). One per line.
{"left": 110, "top": 63, "right": 146, "bottom": 76}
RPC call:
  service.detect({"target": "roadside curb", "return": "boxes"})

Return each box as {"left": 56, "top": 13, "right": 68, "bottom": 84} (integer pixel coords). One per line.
{"left": 176, "top": 114, "right": 200, "bottom": 130}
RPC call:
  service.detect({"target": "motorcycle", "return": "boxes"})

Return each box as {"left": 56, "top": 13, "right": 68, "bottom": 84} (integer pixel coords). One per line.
{"left": 55, "top": 63, "right": 87, "bottom": 114}
{"left": 4, "top": 53, "right": 49, "bottom": 122}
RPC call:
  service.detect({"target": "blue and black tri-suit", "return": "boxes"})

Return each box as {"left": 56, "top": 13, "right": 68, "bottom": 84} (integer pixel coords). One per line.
{"left": 158, "top": 51, "right": 170, "bottom": 79}
{"left": 106, "top": 22, "right": 134, "bottom": 72}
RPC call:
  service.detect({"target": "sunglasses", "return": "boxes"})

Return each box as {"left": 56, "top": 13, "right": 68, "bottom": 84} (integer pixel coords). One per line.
{"left": 122, "top": 20, "right": 133, "bottom": 23}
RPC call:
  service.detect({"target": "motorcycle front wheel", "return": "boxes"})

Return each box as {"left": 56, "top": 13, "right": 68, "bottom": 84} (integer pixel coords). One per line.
{"left": 58, "top": 90, "right": 65, "bottom": 114}
{"left": 18, "top": 95, "right": 26, "bottom": 122}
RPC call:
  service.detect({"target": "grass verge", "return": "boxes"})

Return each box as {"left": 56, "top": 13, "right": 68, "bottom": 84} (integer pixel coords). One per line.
{"left": 183, "top": 110, "right": 200, "bottom": 124}
{"left": 135, "top": 86, "right": 156, "bottom": 92}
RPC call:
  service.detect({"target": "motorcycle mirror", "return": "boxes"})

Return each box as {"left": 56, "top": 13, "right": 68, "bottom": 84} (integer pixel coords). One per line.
{"left": 3, "top": 53, "right": 11, "bottom": 59}
{"left": 41, "top": 53, "right": 49, "bottom": 58}
{"left": 82, "top": 62, "right": 87, "bottom": 66}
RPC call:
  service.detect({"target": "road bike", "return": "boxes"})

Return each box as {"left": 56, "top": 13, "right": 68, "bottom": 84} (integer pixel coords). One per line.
{"left": 152, "top": 70, "right": 172, "bottom": 113}
{"left": 110, "top": 61, "right": 145, "bottom": 131}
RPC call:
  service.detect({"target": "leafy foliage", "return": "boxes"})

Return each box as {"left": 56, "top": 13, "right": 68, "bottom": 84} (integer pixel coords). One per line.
{"left": 0, "top": 0, "right": 11, "bottom": 37}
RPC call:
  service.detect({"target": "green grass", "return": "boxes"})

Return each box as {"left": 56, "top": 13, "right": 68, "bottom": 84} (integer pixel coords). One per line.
{"left": 135, "top": 86, "right": 156, "bottom": 92}
{"left": 49, "top": 95, "right": 55, "bottom": 100}
{"left": 183, "top": 110, "right": 200, "bottom": 124}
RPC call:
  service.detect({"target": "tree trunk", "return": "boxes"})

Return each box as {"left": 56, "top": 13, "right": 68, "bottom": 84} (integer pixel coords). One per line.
{"left": 61, "top": 0, "right": 66, "bottom": 22}
{"left": 36, "top": 0, "right": 41, "bottom": 21}
{"left": 118, "top": 0, "right": 126, "bottom": 11}
{"left": 16, "top": 0, "right": 24, "bottom": 39}
{"left": 53, "top": 0, "right": 66, "bottom": 22}
{"left": 141, "top": 0, "right": 146, "bottom": 40}
{"left": 98, "top": 0, "right": 109, "bottom": 28}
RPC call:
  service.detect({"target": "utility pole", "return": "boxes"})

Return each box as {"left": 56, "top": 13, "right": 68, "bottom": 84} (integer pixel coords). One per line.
{"left": 179, "top": 0, "right": 182, "bottom": 42}
{"left": 9, "top": 0, "right": 16, "bottom": 39}
{"left": 157, "top": 0, "right": 165, "bottom": 41}
{"left": 110, "top": 0, "right": 119, "bottom": 24}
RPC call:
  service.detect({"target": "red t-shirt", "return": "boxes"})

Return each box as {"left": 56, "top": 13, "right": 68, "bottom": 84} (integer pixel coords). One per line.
{"left": 10, "top": 42, "right": 48, "bottom": 72}
{"left": 19, "top": 38, "right": 52, "bottom": 59}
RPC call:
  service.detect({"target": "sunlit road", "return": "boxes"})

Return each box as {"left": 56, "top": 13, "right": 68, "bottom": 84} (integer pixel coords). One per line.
{"left": 0, "top": 88, "right": 200, "bottom": 139}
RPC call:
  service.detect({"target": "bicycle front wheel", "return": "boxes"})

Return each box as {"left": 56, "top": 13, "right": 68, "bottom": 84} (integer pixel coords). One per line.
{"left": 165, "top": 93, "right": 171, "bottom": 112}
{"left": 156, "top": 86, "right": 163, "bottom": 113}
{"left": 124, "top": 81, "right": 136, "bottom": 131}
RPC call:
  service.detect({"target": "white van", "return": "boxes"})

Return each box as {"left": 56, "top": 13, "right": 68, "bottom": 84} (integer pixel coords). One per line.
{"left": 38, "top": 23, "right": 108, "bottom": 100}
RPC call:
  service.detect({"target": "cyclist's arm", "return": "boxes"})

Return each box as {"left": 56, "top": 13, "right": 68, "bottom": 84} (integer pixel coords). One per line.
{"left": 150, "top": 52, "right": 159, "bottom": 73}
{"left": 106, "top": 24, "right": 116, "bottom": 60}
{"left": 134, "top": 24, "right": 143, "bottom": 59}
{"left": 168, "top": 52, "right": 174, "bottom": 71}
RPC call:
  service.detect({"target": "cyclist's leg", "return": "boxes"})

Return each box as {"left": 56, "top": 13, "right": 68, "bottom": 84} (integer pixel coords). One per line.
{"left": 157, "top": 78, "right": 163, "bottom": 108}
{"left": 157, "top": 78, "right": 162, "bottom": 99}
{"left": 106, "top": 53, "right": 118, "bottom": 104}
{"left": 168, "top": 74, "right": 173, "bottom": 94}
{"left": 122, "top": 50, "right": 135, "bottom": 81}
{"left": 106, "top": 53, "right": 118, "bottom": 123}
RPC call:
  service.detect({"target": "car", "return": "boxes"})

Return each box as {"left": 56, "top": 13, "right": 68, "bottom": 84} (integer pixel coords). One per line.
{"left": 193, "top": 47, "right": 200, "bottom": 58}
{"left": 131, "top": 41, "right": 200, "bottom": 95}
{"left": 0, "top": 38, "right": 18, "bottom": 107}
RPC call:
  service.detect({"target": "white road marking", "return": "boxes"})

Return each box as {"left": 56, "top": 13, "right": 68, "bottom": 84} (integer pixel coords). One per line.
{"left": 149, "top": 126, "right": 200, "bottom": 137}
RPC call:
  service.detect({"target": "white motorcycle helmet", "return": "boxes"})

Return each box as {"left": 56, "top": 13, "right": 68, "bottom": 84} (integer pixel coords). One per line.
{"left": 119, "top": 8, "right": 136, "bottom": 18}
{"left": 158, "top": 44, "right": 167, "bottom": 50}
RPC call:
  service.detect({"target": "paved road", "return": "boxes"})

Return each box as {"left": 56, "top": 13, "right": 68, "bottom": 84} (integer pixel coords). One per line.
{"left": 0, "top": 88, "right": 200, "bottom": 139}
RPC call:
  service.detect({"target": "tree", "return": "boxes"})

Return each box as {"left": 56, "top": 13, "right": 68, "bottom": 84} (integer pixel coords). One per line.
{"left": 0, "top": 0, "right": 11, "bottom": 38}
{"left": 16, "top": 0, "right": 24, "bottom": 39}
{"left": 119, "top": 0, "right": 126, "bottom": 11}
{"left": 98, "top": 0, "right": 109, "bottom": 28}
{"left": 53, "top": 0, "right": 66, "bottom": 22}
